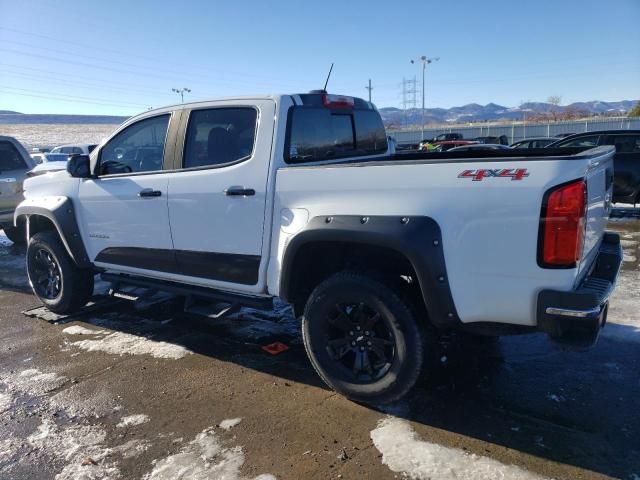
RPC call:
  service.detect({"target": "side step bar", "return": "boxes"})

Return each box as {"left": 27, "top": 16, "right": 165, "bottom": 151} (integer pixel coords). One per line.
{"left": 100, "top": 273, "right": 273, "bottom": 311}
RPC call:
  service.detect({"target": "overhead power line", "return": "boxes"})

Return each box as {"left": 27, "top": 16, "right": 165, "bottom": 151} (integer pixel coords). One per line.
{"left": 0, "top": 86, "right": 150, "bottom": 108}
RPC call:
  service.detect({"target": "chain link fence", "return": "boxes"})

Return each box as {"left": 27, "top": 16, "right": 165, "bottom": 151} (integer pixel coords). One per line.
{"left": 390, "top": 116, "right": 640, "bottom": 145}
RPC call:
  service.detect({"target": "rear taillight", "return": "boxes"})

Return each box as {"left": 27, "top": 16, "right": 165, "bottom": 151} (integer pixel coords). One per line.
{"left": 322, "top": 94, "right": 354, "bottom": 109}
{"left": 539, "top": 179, "right": 586, "bottom": 268}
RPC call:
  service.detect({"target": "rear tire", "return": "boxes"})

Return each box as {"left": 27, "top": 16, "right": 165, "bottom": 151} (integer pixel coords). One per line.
{"left": 26, "top": 231, "right": 94, "bottom": 314}
{"left": 2, "top": 224, "right": 26, "bottom": 245}
{"left": 302, "top": 272, "right": 424, "bottom": 405}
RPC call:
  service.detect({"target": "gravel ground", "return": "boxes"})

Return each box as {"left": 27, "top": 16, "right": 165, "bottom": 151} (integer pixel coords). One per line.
{"left": 0, "top": 211, "right": 639, "bottom": 480}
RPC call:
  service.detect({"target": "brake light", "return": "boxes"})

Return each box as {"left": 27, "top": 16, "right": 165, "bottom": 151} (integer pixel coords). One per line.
{"left": 322, "top": 94, "right": 354, "bottom": 109}
{"left": 540, "top": 179, "right": 587, "bottom": 267}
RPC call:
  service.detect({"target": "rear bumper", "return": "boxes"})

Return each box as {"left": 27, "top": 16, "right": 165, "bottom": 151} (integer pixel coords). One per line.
{"left": 537, "top": 232, "right": 623, "bottom": 347}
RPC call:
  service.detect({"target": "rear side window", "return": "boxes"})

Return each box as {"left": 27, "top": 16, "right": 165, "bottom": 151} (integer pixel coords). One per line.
{"left": 286, "top": 107, "right": 387, "bottom": 163}
{"left": 604, "top": 134, "right": 640, "bottom": 153}
{"left": 0, "top": 141, "right": 26, "bottom": 171}
{"left": 183, "top": 108, "right": 257, "bottom": 169}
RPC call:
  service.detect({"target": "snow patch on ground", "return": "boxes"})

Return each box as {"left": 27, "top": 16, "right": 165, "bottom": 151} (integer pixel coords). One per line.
{"left": 219, "top": 418, "right": 242, "bottom": 430}
{"left": 27, "top": 418, "right": 119, "bottom": 480}
{"left": 0, "top": 368, "right": 66, "bottom": 396}
{"left": 0, "top": 231, "right": 11, "bottom": 247}
{"left": 68, "top": 330, "right": 191, "bottom": 359}
{"left": 619, "top": 239, "right": 638, "bottom": 248}
{"left": 117, "top": 414, "right": 150, "bottom": 428}
{"left": 371, "top": 416, "right": 550, "bottom": 480}
{"left": 62, "top": 325, "right": 105, "bottom": 335}
{"left": 0, "top": 392, "right": 12, "bottom": 413}
{"left": 603, "top": 266, "right": 640, "bottom": 344}
{"left": 143, "top": 427, "right": 276, "bottom": 480}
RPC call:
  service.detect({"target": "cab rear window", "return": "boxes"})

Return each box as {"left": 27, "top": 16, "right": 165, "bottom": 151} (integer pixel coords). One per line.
{"left": 0, "top": 141, "right": 26, "bottom": 172}
{"left": 285, "top": 107, "right": 387, "bottom": 163}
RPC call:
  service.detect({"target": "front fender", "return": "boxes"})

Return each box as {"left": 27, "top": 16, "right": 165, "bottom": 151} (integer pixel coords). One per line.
{"left": 14, "top": 196, "right": 91, "bottom": 268}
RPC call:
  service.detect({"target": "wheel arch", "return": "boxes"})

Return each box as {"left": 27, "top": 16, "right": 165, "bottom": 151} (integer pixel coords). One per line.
{"left": 15, "top": 197, "right": 92, "bottom": 268}
{"left": 279, "top": 215, "right": 460, "bottom": 329}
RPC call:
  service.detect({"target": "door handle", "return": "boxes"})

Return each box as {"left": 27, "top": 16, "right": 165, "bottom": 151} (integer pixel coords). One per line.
{"left": 224, "top": 187, "right": 255, "bottom": 197}
{"left": 138, "top": 188, "right": 162, "bottom": 198}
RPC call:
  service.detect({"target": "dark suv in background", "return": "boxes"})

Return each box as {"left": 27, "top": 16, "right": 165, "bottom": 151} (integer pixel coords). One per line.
{"left": 548, "top": 130, "right": 640, "bottom": 204}
{"left": 0, "top": 136, "right": 35, "bottom": 244}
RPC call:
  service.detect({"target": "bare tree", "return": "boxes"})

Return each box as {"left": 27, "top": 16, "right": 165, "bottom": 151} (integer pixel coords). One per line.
{"left": 547, "top": 95, "right": 562, "bottom": 121}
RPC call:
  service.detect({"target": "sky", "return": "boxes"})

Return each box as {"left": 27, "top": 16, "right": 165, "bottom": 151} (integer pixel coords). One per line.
{"left": 0, "top": 0, "right": 639, "bottom": 116}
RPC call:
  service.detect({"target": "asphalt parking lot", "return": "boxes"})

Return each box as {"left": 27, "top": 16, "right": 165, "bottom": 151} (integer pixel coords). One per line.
{"left": 1, "top": 210, "right": 639, "bottom": 480}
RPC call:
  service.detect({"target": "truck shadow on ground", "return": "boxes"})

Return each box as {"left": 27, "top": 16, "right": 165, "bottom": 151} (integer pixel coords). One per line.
{"left": 55, "top": 296, "right": 640, "bottom": 480}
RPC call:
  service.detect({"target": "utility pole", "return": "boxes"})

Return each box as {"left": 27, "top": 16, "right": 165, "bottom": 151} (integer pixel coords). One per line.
{"left": 401, "top": 77, "right": 418, "bottom": 127}
{"left": 172, "top": 87, "right": 191, "bottom": 103}
{"left": 365, "top": 79, "right": 373, "bottom": 102}
{"left": 410, "top": 56, "right": 439, "bottom": 141}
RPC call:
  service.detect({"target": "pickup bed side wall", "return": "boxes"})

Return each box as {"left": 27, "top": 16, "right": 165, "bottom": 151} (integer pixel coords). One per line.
{"left": 271, "top": 147, "right": 614, "bottom": 327}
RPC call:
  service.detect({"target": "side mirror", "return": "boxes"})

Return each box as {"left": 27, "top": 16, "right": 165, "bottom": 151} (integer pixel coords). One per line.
{"left": 67, "top": 154, "right": 91, "bottom": 178}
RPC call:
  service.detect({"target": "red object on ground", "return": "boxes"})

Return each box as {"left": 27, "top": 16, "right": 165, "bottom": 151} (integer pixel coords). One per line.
{"left": 262, "top": 342, "right": 290, "bottom": 355}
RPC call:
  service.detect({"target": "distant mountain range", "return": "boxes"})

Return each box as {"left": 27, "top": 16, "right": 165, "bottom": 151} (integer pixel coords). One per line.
{"left": 379, "top": 100, "right": 639, "bottom": 127}
{"left": 1, "top": 99, "right": 638, "bottom": 128}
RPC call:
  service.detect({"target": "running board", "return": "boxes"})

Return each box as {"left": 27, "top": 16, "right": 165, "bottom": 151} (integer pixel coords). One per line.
{"left": 100, "top": 273, "right": 273, "bottom": 311}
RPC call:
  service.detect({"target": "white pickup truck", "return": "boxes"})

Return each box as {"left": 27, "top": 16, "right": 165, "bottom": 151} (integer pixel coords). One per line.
{"left": 15, "top": 91, "right": 622, "bottom": 404}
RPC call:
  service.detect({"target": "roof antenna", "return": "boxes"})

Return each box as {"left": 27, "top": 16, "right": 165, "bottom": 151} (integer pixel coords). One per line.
{"left": 323, "top": 63, "right": 334, "bottom": 92}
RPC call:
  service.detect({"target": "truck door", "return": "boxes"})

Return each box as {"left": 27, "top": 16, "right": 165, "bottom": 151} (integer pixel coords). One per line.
{"left": 77, "top": 112, "right": 178, "bottom": 273}
{"left": 166, "top": 99, "right": 275, "bottom": 293}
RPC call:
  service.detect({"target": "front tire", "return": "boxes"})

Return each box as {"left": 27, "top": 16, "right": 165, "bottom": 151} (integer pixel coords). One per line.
{"left": 2, "top": 224, "right": 26, "bottom": 245}
{"left": 302, "top": 272, "right": 424, "bottom": 405}
{"left": 26, "top": 231, "right": 94, "bottom": 314}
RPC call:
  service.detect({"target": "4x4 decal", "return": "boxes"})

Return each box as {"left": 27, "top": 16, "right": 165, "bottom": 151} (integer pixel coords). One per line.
{"left": 458, "top": 168, "right": 530, "bottom": 181}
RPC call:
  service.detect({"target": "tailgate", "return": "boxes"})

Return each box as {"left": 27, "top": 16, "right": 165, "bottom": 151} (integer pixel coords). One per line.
{"left": 577, "top": 146, "right": 615, "bottom": 283}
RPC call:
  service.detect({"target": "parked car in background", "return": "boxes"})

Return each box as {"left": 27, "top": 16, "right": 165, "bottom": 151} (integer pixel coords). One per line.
{"left": 30, "top": 152, "right": 47, "bottom": 164}
{"left": 511, "top": 137, "right": 557, "bottom": 149}
{"left": 419, "top": 133, "right": 464, "bottom": 151}
{"left": 448, "top": 143, "right": 512, "bottom": 152}
{"left": 0, "top": 136, "right": 35, "bottom": 243}
{"left": 547, "top": 130, "right": 640, "bottom": 204}
{"left": 50, "top": 144, "right": 97, "bottom": 155}
{"left": 26, "top": 153, "right": 74, "bottom": 177}
{"left": 472, "top": 135, "right": 509, "bottom": 145}
{"left": 432, "top": 140, "right": 478, "bottom": 151}
{"left": 431, "top": 132, "right": 463, "bottom": 142}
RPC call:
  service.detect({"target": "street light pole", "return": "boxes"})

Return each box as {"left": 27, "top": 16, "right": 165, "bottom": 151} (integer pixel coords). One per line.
{"left": 411, "top": 56, "right": 439, "bottom": 142}
{"left": 172, "top": 87, "right": 191, "bottom": 103}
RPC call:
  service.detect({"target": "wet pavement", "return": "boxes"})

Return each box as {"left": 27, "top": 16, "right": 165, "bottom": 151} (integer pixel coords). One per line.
{"left": 0, "top": 210, "right": 639, "bottom": 480}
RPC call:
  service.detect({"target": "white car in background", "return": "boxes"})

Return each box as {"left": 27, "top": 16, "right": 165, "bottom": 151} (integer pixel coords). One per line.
{"left": 50, "top": 144, "right": 98, "bottom": 155}
{"left": 27, "top": 144, "right": 98, "bottom": 177}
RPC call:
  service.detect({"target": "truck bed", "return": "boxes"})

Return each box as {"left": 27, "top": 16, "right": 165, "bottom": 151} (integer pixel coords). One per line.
{"left": 273, "top": 146, "right": 615, "bottom": 327}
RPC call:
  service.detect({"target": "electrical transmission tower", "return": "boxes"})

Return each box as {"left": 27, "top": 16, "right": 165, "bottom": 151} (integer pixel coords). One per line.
{"left": 401, "top": 76, "right": 418, "bottom": 127}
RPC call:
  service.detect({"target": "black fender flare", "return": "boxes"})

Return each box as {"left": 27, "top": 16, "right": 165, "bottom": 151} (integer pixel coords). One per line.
{"left": 279, "top": 215, "right": 460, "bottom": 329}
{"left": 14, "top": 197, "right": 92, "bottom": 268}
